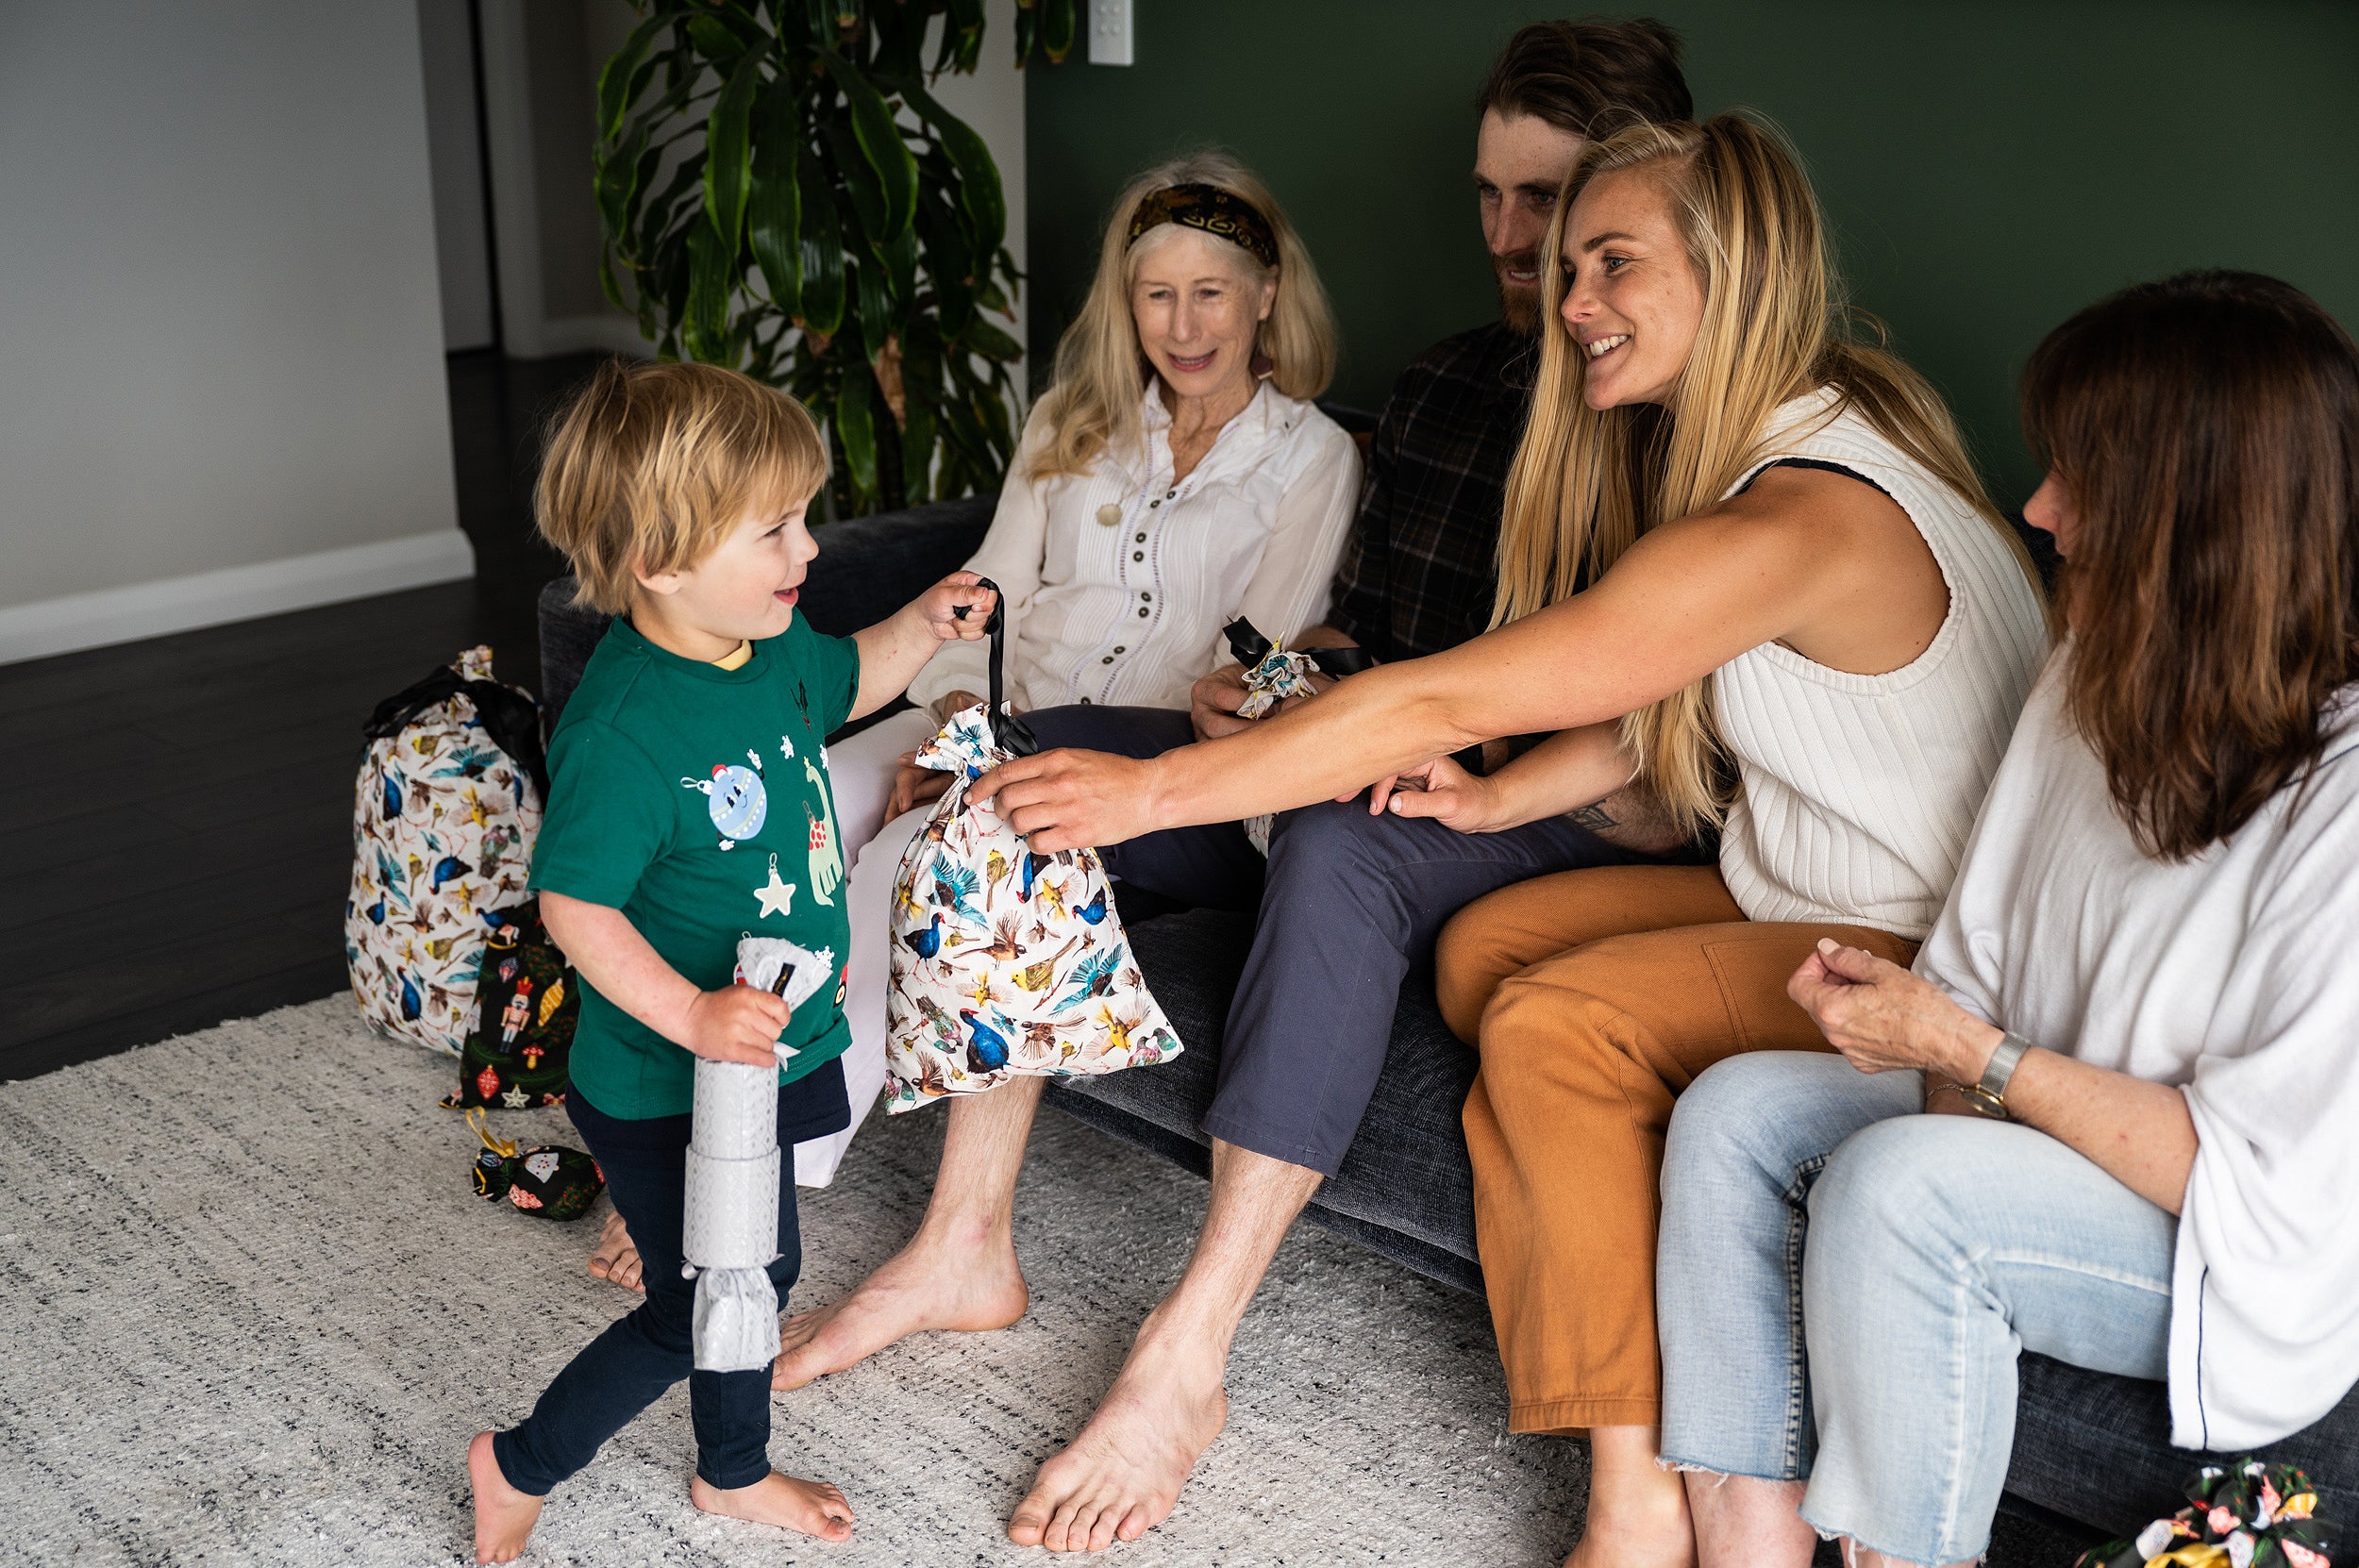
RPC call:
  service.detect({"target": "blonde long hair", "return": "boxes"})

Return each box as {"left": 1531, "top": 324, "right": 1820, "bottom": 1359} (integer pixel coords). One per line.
{"left": 1026, "top": 152, "right": 1337, "bottom": 481}
{"left": 1495, "top": 114, "right": 2039, "bottom": 831}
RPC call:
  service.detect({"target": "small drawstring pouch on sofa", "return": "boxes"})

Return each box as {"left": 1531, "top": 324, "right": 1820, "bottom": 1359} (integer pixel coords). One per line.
{"left": 1224, "top": 619, "right": 1378, "bottom": 854}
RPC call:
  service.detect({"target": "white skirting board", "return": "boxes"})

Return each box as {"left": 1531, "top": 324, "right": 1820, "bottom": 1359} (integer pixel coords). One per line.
{"left": 0, "top": 528, "right": 477, "bottom": 666}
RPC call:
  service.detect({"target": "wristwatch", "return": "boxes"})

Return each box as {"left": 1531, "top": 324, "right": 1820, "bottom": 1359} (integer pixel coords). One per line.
{"left": 1957, "top": 1031, "right": 2033, "bottom": 1120}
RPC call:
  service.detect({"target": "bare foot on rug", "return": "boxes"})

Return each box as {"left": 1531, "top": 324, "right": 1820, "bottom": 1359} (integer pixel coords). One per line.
{"left": 468, "top": 1430, "right": 544, "bottom": 1564}
{"left": 1006, "top": 1310, "right": 1229, "bottom": 1551}
{"left": 690, "top": 1470, "right": 855, "bottom": 1542}
{"left": 587, "top": 1209, "right": 644, "bottom": 1293}
{"left": 772, "top": 1227, "right": 1028, "bottom": 1391}
{"left": 1563, "top": 1426, "right": 1697, "bottom": 1568}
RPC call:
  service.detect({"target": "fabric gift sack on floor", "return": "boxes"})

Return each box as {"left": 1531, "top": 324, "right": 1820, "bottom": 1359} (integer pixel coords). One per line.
{"left": 441, "top": 898, "right": 578, "bottom": 1109}
{"left": 883, "top": 585, "right": 1181, "bottom": 1109}
{"left": 344, "top": 646, "right": 549, "bottom": 1057}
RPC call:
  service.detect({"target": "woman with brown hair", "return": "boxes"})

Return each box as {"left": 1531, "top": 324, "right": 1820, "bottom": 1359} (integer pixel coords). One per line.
{"left": 1654, "top": 271, "right": 2359, "bottom": 1568}
{"left": 971, "top": 113, "right": 2048, "bottom": 1562}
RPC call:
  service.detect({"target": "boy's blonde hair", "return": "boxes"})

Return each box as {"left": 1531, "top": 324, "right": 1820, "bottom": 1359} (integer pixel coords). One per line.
{"left": 537, "top": 359, "right": 829, "bottom": 614}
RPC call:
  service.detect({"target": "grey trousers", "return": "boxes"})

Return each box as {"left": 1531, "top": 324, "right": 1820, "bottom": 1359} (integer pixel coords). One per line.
{"left": 1024, "top": 705, "right": 1660, "bottom": 1176}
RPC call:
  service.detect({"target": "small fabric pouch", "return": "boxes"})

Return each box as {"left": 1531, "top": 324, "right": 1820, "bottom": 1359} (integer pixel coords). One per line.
{"left": 2074, "top": 1458, "right": 2334, "bottom": 1568}
{"left": 443, "top": 899, "right": 579, "bottom": 1109}
{"left": 465, "top": 1109, "right": 605, "bottom": 1221}
{"left": 1224, "top": 618, "right": 1366, "bottom": 855}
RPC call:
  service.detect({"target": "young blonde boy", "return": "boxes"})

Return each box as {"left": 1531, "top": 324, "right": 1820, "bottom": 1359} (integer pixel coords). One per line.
{"left": 467, "top": 359, "right": 994, "bottom": 1562}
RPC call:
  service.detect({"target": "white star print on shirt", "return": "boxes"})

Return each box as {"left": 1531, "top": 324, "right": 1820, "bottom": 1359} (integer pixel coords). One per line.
{"left": 754, "top": 853, "right": 797, "bottom": 918}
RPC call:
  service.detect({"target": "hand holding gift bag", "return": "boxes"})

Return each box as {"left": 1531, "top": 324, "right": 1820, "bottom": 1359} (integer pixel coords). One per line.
{"left": 883, "top": 582, "right": 1181, "bottom": 1109}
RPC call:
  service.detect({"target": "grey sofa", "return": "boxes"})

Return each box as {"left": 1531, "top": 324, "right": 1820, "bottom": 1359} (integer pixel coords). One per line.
{"left": 537, "top": 495, "right": 2358, "bottom": 1548}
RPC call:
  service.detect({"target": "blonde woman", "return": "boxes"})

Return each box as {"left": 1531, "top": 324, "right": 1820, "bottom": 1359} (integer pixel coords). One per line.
{"left": 972, "top": 115, "right": 2049, "bottom": 1565}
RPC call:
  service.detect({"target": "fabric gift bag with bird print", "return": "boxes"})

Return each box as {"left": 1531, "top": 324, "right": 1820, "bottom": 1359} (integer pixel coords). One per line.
{"left": 883, "top": 703, "right": 1182, "bottom": 1109}
{"left": 344, "top": 646, "right": 548, "bottom": 1057}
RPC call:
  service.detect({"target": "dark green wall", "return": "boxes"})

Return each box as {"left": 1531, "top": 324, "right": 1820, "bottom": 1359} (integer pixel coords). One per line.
{"left": 1025, "top": 2, "right": 2358, "bottom": 504}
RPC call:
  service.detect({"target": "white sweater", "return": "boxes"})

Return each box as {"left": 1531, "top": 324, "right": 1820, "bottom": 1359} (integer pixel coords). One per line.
{"left": 1714, "top": 390, "right": 2049, "bottom": 940}
{"left": 906, "top": 380, "right": 1361, "bottom": 715}
{"left": 1916, "top": 659, "right": 2359, "bottom": 1449}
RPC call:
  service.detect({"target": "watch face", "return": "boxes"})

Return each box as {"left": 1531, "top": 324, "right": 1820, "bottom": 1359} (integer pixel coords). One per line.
{"left": 1962, "top": 1086, "right": 2010, "bottom": 1120}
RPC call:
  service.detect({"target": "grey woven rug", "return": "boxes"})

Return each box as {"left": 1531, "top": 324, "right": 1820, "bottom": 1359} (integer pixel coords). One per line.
{"left": 0, "top": 998, "right": 1587, "bottom": 1566}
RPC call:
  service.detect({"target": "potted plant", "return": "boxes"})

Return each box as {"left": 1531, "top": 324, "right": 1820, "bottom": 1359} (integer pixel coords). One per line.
{"left": 594, "top": 1, "right": 1076, "bottom": 517}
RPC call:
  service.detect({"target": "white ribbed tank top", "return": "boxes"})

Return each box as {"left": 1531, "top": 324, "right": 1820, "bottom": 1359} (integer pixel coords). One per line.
{"left": 1712, "top": 389, "right": 2049, "bottom": 940}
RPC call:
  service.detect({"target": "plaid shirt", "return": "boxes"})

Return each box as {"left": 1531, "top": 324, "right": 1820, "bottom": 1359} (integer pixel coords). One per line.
{"left": 1326, "top": 320, "right": 1539, "bottom": 662}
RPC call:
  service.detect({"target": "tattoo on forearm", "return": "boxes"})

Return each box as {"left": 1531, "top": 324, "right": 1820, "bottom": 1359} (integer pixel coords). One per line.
{"left": 1573, "top": 783, "right": 1692, "bottom": 855}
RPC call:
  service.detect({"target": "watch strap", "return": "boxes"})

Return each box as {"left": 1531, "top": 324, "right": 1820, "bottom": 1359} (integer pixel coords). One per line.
{"left": 1964, "top": 1031, "right": 2033, "bottom": 1118}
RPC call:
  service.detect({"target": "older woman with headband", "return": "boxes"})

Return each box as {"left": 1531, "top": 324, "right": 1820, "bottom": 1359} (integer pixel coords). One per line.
{"left": 779, "top": 155, "right": 1356, "bottom": 1192}
{"left": 1656, "top": 271, "right": 2359, "bottom": 1568}
{"left": 970, "top": 114, "right": 2049, "bottom": 1565}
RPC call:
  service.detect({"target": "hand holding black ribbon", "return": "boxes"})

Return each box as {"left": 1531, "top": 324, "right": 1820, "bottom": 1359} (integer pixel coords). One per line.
{"left": 952, "top": 576, "right": 1037, "bottom": 757}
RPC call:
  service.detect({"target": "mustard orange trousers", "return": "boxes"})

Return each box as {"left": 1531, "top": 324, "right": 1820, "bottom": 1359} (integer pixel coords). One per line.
{"left": 1435, "top": 864, "right": 1916, "bottom": 1433}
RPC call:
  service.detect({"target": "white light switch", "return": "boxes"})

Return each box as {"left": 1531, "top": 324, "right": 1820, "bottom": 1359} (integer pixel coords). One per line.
{"left": 1089, "top": 0, "right": 1133, "bottom": 66}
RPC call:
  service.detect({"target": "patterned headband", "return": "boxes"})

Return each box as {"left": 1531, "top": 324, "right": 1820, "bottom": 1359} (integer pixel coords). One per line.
{"left": 1125, "top": 183, "right": 1280, "bottom": 270}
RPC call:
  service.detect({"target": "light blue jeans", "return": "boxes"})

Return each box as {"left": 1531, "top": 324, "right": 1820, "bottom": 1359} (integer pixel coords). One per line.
{"left": 1657, "top": 1051, "right": 2177, "bottom": 1566}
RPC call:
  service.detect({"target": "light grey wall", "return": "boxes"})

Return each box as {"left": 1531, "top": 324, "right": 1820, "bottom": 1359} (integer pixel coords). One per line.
{"left": 477, "top": 0, "right": 644, "bottom": 358}
{"left": 418, "top": 0, "right": 498, "bottom": 351}
{"left": 0, "top": 1, "right": 462, "bottom": 614}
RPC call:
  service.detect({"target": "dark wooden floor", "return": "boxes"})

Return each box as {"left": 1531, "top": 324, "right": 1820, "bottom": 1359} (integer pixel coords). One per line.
{"left": 0, "top": 350, "right": 608, "bottom": 1082}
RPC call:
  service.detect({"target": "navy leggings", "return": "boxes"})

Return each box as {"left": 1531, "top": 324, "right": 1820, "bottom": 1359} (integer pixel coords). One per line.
{"left": 1024, "top": 706, "right": 1661, "bottom": 1176}
{"left": 492, "top": 1058, "right": 848, "bottom": 1494}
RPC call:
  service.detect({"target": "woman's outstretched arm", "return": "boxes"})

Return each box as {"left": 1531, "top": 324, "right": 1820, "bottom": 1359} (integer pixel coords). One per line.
{"left": 974, "top": 467, "right": 1923, "bottom": 849}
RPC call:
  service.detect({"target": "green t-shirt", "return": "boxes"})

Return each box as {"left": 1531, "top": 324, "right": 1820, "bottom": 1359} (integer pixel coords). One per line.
{"left": 530, "top": 614, "right": 861, "bottom": 1119}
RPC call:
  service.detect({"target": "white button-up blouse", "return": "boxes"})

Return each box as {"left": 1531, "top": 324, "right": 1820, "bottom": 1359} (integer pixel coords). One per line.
{"left": 905, "top": 378, "right": 1363, "bottom": 716}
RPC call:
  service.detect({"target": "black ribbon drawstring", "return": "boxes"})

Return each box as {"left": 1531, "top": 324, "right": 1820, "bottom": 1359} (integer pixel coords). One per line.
{"left": 954, "top": 577, "right": 1037, "bottom": 757}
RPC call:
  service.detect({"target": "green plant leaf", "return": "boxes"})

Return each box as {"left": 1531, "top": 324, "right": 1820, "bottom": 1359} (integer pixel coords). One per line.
{"left": 688, "top": 14, "right": 746, "bottom": 64}
{"left": 747, "top": 81, "right": 803, "bottom": 314}
{"left": 595, "top": 118, "right": 651, "bottom": 241}
{"left": 895, "top": 77, "right": 1003, "bottom": 261}
{"left": 637, "top": 153, "right": 706, "bottom": 253}
{"left": 933, "top": 0, "right": 983, "bottom": 74}
{"left": 820, "top": 49, "right": 916, "bottom": 240}
{"left": 1013, "top": 0, "right": 1037, "bottom": 66}
{"left": 685, "top": 219, "right": 735, "bottom": 361}
{"left": 1041, "top": 0, "right": 1076, "bottom": 62}
{"left": 960, "top": 316, "right": 1023, "bottom": 361}
{"left": 795, "top": 145, "right": 845, "bottom": 334}
{"left": 914, "top": 193, "right": 975, "bottom": 337}
{"left": 596, "top": 13, "right": 667, "bottom": 141}
{"left": 900, "top": 315, "right": 945, "bottom": 504}
{"left": 877, "top": 224, "right": 918, "bottom": 314}
{"left": 704, "top": 47, "right": 765, "bottom": 248}
{"left": 836, "top": 359, "right": 879, "bottom": 499}
{"left": 825, "top": 121, "right": 888, "bottom": 242}
{"left": 594, "top": 0, "right": 1025, "bottom": 512}
{"left": 848, "top": 253, "right": 892, "bottom": 360}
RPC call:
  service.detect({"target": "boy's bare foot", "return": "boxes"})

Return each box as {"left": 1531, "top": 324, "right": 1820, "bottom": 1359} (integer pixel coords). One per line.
{"left": 1006, "top": 1310, "right": 1228, "bottom": 1552}
{"left": 587, "top": 1209, "right": 644, "bottom": 1293}
{"left": 771, "top": 1226, "right": 1028, "bottom": 1390}
{"left": 468, "top": 1430, "right": 544, "bottom": 1564}
{"left": 690, "top": 1470, "right": 855, "bottom": 1543}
